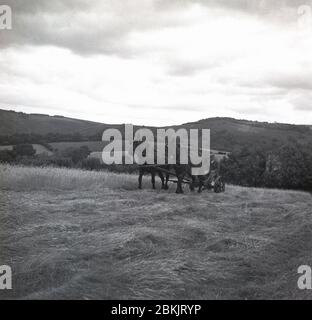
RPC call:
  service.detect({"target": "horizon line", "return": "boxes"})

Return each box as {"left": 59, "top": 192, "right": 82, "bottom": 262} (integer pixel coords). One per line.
{"left": 0, "top": 107, "right": 311, "bottom": 128}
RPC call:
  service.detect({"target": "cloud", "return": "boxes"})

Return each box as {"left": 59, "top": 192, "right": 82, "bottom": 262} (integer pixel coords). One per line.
{"left": 2, "top": 0, "right": 310, "bottom": 56}
{"left": 269, "top": 73, "right": 312, "bottom": 91}
{"left": 156, "top": 0, "right": 310, "bottom": 15}
{"left": 166, "top": 59, "right": 218, "bottom": 77}
{"left": 290, "top": 92, "right": 312, "bottom": 111}
{"left": 1, "top": 0, "right": 195, "bottom": 56}
{"left": 0, "top": 0, "right": 312, "bottom": 125}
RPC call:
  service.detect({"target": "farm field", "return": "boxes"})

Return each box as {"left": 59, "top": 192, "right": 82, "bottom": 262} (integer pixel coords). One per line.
{"left": 50, "top": 141, "right": 105, "bottom": 153}
{"left": 50, "top": 140, "right": 229, "bottom": 157}
{"left": 0, "top": 144, "right": 53, "bottom": 156}
{"left": 0, "top": 164, "right": 312, "bottom": 299}
{"left": 0, "top": 141, "right": 106, "bottom": 154}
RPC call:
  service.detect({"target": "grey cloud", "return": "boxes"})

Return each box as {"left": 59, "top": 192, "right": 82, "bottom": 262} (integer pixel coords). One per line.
{"left": 110, "top": 100, "right": 205, "bottom": 112}
{"left": 0, "top": 14, "right": 132, "bottom": 56}
{"left": 153, "top": 104, "right": 204, "bottom": 112}
{"left": 236, "top": 71, "right": 312, "bottom": 93}
{"left": 7, "top": 0, "right": 92, "bottom": 14}
{"left": 156, "top": 0, "right": 311, "bottom": 13}
{"left": 230, "top": 104, "right": 266, "bottom": 115}
{"left": 167, "top": 59, "right": 218, "bottom": 77}
{"left": 156, "top": 0, "right": 312, "bottom": 27}
{"left": 1, "top": 0, "right": 190, "bottom": 56}
{"left": 1, "top": 0, "right": 309, "bottom": 56}
{"left": 1, "top": 1, "right": 134, "bottom": 56}
{"left": 290, "top": 93, "right": 312, "bottom": 111}
{"left": 269, "top": 76, "right": 312, "bottom": 91}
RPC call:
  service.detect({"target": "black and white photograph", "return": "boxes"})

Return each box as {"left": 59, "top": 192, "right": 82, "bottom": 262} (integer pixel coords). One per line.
{"left": 1, "top": 0, "right": 312, "bottom": 306}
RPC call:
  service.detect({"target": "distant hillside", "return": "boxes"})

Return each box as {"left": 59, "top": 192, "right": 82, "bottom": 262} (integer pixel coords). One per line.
{"left": 0, "top": 109, "right": 115, "bottom": 136}
{"left": 1, "top": 109, "right": 312, "bottom": 152}
{"left": 176, "top": 117, "right": 312, "bottom": 151}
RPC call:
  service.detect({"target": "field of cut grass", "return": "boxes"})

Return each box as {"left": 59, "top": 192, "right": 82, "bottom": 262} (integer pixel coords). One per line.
{"left": 0, "top": 164, "right": 312, "bottom": 300}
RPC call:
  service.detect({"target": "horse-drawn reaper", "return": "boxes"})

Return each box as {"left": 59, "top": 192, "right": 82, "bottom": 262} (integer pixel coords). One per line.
{"left": 134, "top": 141, "right": 225, "bottom": 194}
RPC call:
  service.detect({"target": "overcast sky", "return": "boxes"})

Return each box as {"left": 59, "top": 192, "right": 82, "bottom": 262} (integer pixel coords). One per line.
{"left": 1, "top": 0, "right": 312, "bottom": 126}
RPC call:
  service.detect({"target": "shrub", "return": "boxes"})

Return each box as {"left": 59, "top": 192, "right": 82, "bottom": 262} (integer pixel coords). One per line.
{"left": 80, "top": 158, "right": 103, "bottom": 171}
{"left": 61, "top": 146, "right": 91, "bottom": 164}
{"left": 0, "top": 150, "right": 15, "bottom": 163}
{"left": 13, "top": 144, "right": 36, "bottom": 157}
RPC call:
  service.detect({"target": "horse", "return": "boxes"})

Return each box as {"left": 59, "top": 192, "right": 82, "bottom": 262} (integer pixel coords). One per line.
{"left": 133, "top": 140, "right": 221, "bottom": 194}
{"left": 169, "top": 154, "right": 221, "bottom": 194}
{"left": 133, "top": 140, "right": 170, "bottom": 190}
{"left": 137, "top": 165, "right": 170, "bottom": 190}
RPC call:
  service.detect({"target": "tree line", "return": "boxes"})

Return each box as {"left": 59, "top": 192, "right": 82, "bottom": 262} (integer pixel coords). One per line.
{"left": 220, "top": 142, "right": 312, "bottom": 191}
{"left": 0, "top": 139, "right": 311, "bottom": 191}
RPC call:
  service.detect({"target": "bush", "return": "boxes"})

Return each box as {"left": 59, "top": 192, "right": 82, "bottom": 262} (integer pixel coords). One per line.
{"left": 220, "top": 142, "right": 312, "bottom": 191}
{"left": 13, "top": 144, "right": 36, "bottom": 157}
{"left": 80, "top": 158, "right": 103, "bottom": 171}
{"left": 61, "top": 146, "right": 91, "bottom": 164}
{"left": 0, "top": 150, "right": 15, "bottom": 163}
{"left": 264, "top": 143, "right": 311, "bottom": 190}
{"left": 220, "top": 147, "right": 266, "bottom": 187}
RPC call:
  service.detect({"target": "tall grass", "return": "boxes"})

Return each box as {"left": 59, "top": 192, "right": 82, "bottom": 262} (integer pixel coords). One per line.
{"left": 0, "top": 164, "right": 139, "bottom": 191}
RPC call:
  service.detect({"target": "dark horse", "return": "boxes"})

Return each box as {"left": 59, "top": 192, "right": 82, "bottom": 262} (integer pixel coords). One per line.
{"left": 138, "top": 165, "right": 170, "bottom": 190}
{"left": 175, "top": 155, "right": 225, "bottom": 194}
{"left": 138, "top": 163, "right": 196, "bottom": 194}
{"left": 171, "top": 163, "right": 207, "bottom": 194}
{"left": 134, "top": 140, "right": 205, "bottom": 193}
{"left": 133, "top": 141, "right": 170, "bottom": 190}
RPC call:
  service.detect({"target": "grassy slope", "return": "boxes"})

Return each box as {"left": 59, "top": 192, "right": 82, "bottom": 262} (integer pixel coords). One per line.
{"left": 180, "top": 118, "right": 312, "bottom": 151}
{"left": 0, "top": 165, "right": 312, "bottom": 300}
{"left": 0, "top": 109, "right": 108, "bottom": 136}
{"left": 1, "top": 109, "right": 312, "bottom": 153}
{"left": 0, "top": 144, "right": 53, "bottom": 155}
{"left": 50, "top": 141, "right": 105, "bottom": 152}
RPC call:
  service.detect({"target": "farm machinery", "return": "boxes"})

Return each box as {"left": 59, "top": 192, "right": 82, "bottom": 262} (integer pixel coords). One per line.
{"left": 140, "top": 164, "right": 225, "bottom": 193}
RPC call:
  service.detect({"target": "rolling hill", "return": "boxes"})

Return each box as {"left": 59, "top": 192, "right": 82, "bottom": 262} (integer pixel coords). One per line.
{"left": 180, "top": 117, "right": 312, "bottom": 151}
{"left": 1, "top": 109, "right": 312, "bottom": 152}
{"left": 0, "top": 109, "right": 117, "bottom": 136}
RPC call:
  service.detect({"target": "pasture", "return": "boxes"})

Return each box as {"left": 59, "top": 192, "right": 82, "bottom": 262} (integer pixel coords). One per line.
{"left": 0, "top": 144, "right": 53, "bottom": 156}
{"left": 0, "top": 164, "right": 312, "bottom": 299}
{"left": 50, "top": 141, "right": 105, "bottom": 153}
